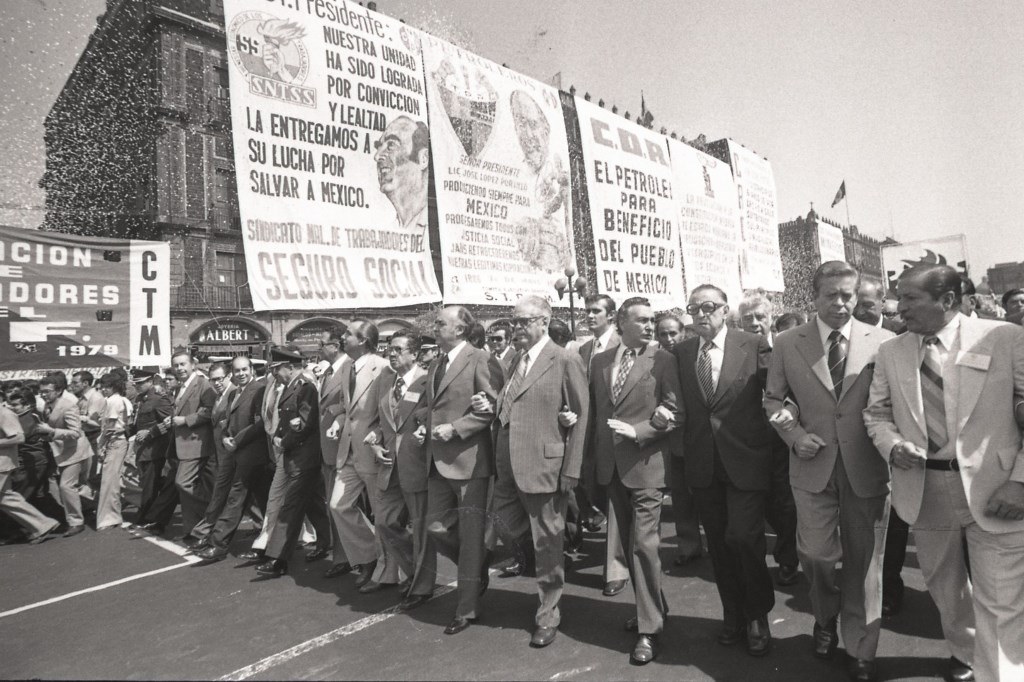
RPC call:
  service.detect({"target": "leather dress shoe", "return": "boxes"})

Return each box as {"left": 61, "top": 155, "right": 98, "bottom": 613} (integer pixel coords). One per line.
{"left": 444, "top": 616, "right": 474, "bottom": 635}
{"left": 195, "top": 546, "right": 228, "bottom": 564}
{"left": 717, "top": 623, "right": 744, "bottom": 646}
{"left": 582, "top": 512, "right": 606, "bottom": 533}
{"left": 131, "top": 522, "right": 164, "bottom": 534}
{"left": 237, "top": 549, "right": 265, "bottom": 562}
{"left": 63, "top": 525, "right": 86, "bottom": 538}
{"left": 849, "top": 658, "right": 878, "bottom": 682}
{"left": 530, "top": 626, "right": 557, "bottom": 648}
{"left": 359, "top": 580, "right": 397, "bottom": 594}
{"left": 353, "top": 560, "right": 377, "bottom": 588}
{"left": 28, "top": 526, "right": 58, "bottom": 545}
{"left": 674, "top": 552, "right": 702, "bottom": 566}
{"left": 323, "top": 562, "right": 353, "bottom": 578}
{"left": 174, "top": 534, "right": 200, "bottom": 548}
{"left": 776, "top": 563, "right": 800, "bottom": 586}
{"left": 746, "top": 617, "right": 772, "bottom": 657}
{"left": 624, "top": 616, "right": 638, "bottom": 633}
{"left": 630, "top": 634, "right": 657, "bottom": 665}
{"left": 304, "top": 547, "right": 330, "bottom": 562}
{"left": 255, "top": 559, "right": 287, "bottom": 578}
{"left": 602, "top": 579, "right": 628, "bottom": 597}
{"left": 399, "top": 593, "right": 432, "bottom": 611}
{"left": 499, "top": 559, "right": 523, "bottom": 578}
{"left": 813, "top": 618, "right": 839, "bottom": 659}
{"left": 947, "top": 657, "right": 974, "bottom": 681}
{"left": 187, "top": 538, "right": 212, "bottom": 554}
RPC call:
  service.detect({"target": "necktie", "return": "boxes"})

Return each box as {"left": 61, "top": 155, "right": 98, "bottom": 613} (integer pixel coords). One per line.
{"left": 433, "top": 353, "right": 449, "bottom": 395}
{"left": 697, "top": 341, "right": 715, "bottom": 402}
{"left": 321, "top": 364, "right": 334, "bottom": 391}
{"left": 920, "top": 336, "right": 947, "bottom": 453}
{"left": 612, "top": 348, "right": 636, "bottom": 402}
{"left": 393, "top": 376, "right": 405, "bottom": 404}
{"left": 347, "top": 364, "right": 357, "bottom": 398}
{"left": 498, "top": 354, "right": 529, "bottom": 427}
{"left": 827, "top": 330, "right": 848, "bottom": 400}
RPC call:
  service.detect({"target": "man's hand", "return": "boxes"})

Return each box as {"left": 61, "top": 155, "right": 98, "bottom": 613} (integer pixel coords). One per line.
{"left": 272, "top": 436, "right": 283, "bottom": 449}
{"left": 559, "top": 474, "right": 578, "bottom": 495}
{"left": 171, "top": 416, "right": 187, "bottom": 427}
{"left": 432, "top": 423, "right": 456, "bottom": 442}
{"left": 372, "top": 445, "right": 393, "bottom": 466}
{"left": 363, "top": 432, "right": 379, "bottom": 446}
{"left": 289, "top": 417, "right": 302, "bottom": 432}
{"left": 985, "top": 481, "right": 1024, "bottom": 521}
{"left": 794, "top": 433, "right": 827, "bottom": 459}
{"left": 222, "top": 436, "right": 236, "bottom": 452}
{"left": 607, "top": 419, "right": 637, "bottom": 442}
{"left": 326, "top": 422, "right": 340, "bottom": 440}
{"left": 413, "top": 424, "right": 427, "bottom": 445}
{"left": 650, "top": 407, "right": 672, "bottom": 430}
{"left": 470, "top": 392, "right": 494, "bottom": 414}
{"left": 769, "top": 408, "right": 797, "bottom": 432}
{"left": 35, "top": 422, "right": 55, "bottom": 436}
{"left": 890, "top": 441, "right": 927, "bottom": 470}
{"left": 558, "top": 405, "right": 578, "bottom": 428}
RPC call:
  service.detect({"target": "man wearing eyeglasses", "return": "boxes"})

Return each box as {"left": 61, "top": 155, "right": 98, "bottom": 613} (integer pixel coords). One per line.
{"left": 488, "top": 295, "right": 589, "bottom": 649}
{"left": 190, "top": 363, "right": 237, "bottom": 548}
{"left": 668, "top": 284, "right": 776, "bottom": 656}
{"left": 487, "top": 321, "right": 516, "bottom": 376}
{"left": 316, "top": 329, "right": 352, "bottom": 577}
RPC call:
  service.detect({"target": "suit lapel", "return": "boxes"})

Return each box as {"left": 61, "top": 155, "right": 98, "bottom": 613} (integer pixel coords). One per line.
{"left": 395, "top": 368, "right": 427, "bottom": 431}
{"left": 838, "top": 320, "right": 872, "bottom": 402}
{"left": 711, "top": 332, "right": 745, "bottom": 406}
{"left": 378, "top": 368, "right": 398, "bottom": 432}
{"left": 511, "top": 342, "right": 557, "bottom": 402}
{"left": 176, "top": 378, "right": 199, "bottom": 415}
{"left": 436, "top": 346, "right": 471, "bottom": 398}
{"left": 794, "top": 324, "right": 834, "bottom": 398}
{"left": 894, "top": 332, "right": 927, "bottom": 440}
{"left": 351, "top": 359, "right": 380, "bottom": 406}
{"left": 954, "top": 317, "right": 989, "bottom": 432}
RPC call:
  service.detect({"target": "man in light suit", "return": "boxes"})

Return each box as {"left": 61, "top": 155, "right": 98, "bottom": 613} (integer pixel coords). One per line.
{"left": 36, "top": 373, "right": 91, "bottom": 536}
{"left": 765, "top": 262, "right": 893, "bottom": 682}
{"left": 488, "top": 295, "right": 589, "bottom": 648}
{"left": 191, "top": 363, "right": 236, "bottom": 546}
{"left": 591, "top": 297, "right": 681, "bottom": 664}
{"left": 674, "top": 284, "right": 775, "bottom": 657}
{"left": 365, "top": 330, "right": 435, "bottom": 610}
{"left": 317, "top": 329, "right": 352, "bottom": 577}
{"left": 423, "top": 305, "right": 502, "bottom": 636}
{"left": 328, "top": 319, "right": 393, "bottom": 589}
{"left": 864, "top": 264, "right": 1024, "bottom": 682}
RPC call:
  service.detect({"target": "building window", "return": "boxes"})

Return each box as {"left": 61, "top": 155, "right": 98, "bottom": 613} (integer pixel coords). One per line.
{"left": 215, "top": 252, "right": 247, "bottom": 288}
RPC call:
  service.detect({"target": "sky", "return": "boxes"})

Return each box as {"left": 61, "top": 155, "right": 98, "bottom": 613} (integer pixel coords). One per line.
{"left": 2, "top": 0, "right": 1022, "bottom": 276}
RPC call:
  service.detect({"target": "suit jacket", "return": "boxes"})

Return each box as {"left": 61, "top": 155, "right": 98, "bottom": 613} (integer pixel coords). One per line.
{"left": 579, "top": 329, "right": 621, "bottom": 375}
{"left": 370, "top": 366, "right": 430, "bottom": 492}
{"left": 46, "top": 391, "right": 92, "bottom": 467}
{"left": 336, "top": 353, "right": 389, "bottom": 473}
{"left": 211, "top": 385, "right": 235, "bottom": 461}
{"left": 132, "top": 391, "right": 174, "bottom": 463}
{"left": 495, "top": 339, "right": 590, "bottom": 493}
{"left": 317, "top": 356, "right": 350, "bottom": 466}
{"left": 765, "top": 319, "right": 892, "bottom": 497}
{"left": 864, "top": 315, "right": 1024, "bottom": 533}
{"left": 171, "top": 374, "right": 217, "bottom": 461}
{"left": 226, "top": 377, "right": 269, "bottom": 467}
{"left": 881, "top": 317, "right": 905, "bottom": 334}
{"left": 78, "top": 387, "right": 107, "bottom": 438}
{"left": 425, "top": 344, "right": 503, "bottom": 480}
{"left": 275, "top": 375, "right": 320, "bottom": 473}
{"left": 674, "top": 329, "right": 775, "bottom": 491}
{"left": 590, "top": 343, "right": 681, "bottom": 489}
{"left": 493, "top": 348, "right": 517, "bottom": 378}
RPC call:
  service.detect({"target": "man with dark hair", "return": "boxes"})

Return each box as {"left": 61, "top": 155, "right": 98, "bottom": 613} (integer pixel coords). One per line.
{"left": 130, "top": 372, "right": 174, "bottom": 534}
{"left": 865, "top": 264, "right": 1024, "bottom": 682}
{"left": 1002, "top": 287, "right": 1024, "bottom": 325}
{"left": 467, "top": 322, "right": 487, "bottom": 350}
{"left": 190, "top": 362, "right": 237, "bottom": 547}
{"left": 775, "top": 311, "right": 807, "bottom": 333}
{"left": 70, "top": 370, "right": 105, "bottom": 494}
{"left": 853, "top": 277, "right": 903, "bottom": 334}
{"left": 317, "top": 328, "right": 352, "bottom": 577}
{"left": 35, "top": 373, "right": 92, "bottom": 537}
{"left": 6, "top": 389, "right": 64, "bottom": 525}
{"left": 0, "top": 401, "right": 60, "bottom": 544}
{"left": 766, "top": 261, "right": 893, "bottom": 681}
{"left": 487, "top": 321, "right": 516, "bottom": 375}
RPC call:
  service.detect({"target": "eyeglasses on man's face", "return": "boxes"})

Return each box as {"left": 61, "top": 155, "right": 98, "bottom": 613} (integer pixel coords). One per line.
{"left": 510, "top": 316, "right": 545, "bottom": 328}
{"left": 686, "top": 301, "right": 726, "bottom": 316}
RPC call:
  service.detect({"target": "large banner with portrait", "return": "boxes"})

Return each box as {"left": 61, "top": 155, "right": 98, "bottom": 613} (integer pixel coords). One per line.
{"left": 881, "top": 234, "right": 968, "bottom": 291}
{"left": 576, "top": 98, "right": 682, "bottom": 311}
{"left": 668, "top": 138, "right": 742, "bottom": 302}
{"left": 422, "top": 36, "right": 576, "bottom": 306}
{"left": 224, "top": 0, "right": 441, "bottom": 310}
{"left": 0, "top": 225, "right": 170, "bottom": 376}
{"left": 724, "top": 140, "right": 785, "bottom": 292}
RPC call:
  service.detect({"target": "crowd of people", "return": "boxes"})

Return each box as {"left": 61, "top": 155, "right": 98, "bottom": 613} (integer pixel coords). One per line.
{"left": 2, "top": 261, "right": 1023, "bottom": 681}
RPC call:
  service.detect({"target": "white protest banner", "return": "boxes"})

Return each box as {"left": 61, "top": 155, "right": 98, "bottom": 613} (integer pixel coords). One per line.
{"left": 667, "top": 138, "right": 742, "bottom": 302}
{"left": 576, "top": 98, "right": 682, "bottom": 311}
{"left": 882, "top": 234, "right": 968, "bottom": 291}
{"left": 817, "top": 222, "right": 847, "bottom": 264}
{"left": 224, "top": 0, "right": 441, "bottom": 310}
{"left": 724, "top": 140, "right": 784, "bottom": 291}
{"left": 0, "top": 225, "right": 170, "bottom": 377}
{"left": 421, "top": 36, "right": 575, "bottom": 306}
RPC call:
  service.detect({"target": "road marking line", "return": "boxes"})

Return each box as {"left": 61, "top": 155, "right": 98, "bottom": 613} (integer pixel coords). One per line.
{"left": 218, "top": 582, "right": 462, "bottom": 681}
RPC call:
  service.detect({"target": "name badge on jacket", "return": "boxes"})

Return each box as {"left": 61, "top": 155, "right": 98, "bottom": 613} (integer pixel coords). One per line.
{"left": 956, "top": 351, "right": 990, "bottom": 371}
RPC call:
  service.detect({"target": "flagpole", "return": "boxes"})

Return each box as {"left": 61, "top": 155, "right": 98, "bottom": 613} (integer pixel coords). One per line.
{"left": 844, "top": 183, "right": 852, "bottom": 228}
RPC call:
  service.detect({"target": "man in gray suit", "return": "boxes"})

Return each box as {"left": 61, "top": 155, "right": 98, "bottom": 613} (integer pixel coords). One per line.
{"left": 36, "top": 372, "right": 92, "bottom": 536}
{"left": 765, "top": 261, "right": 893, "bottom": 682}
{"left": 489, "top": 295, "right": 589, "bottom": 648}
{"left": 590, "top": 297, "right": 682, "bottom": 664}
{"left": 317, "top": 329, "right": 351, "bottom": 576}
{"left": 190, "top": 362, "right": 235, "bottom": 546}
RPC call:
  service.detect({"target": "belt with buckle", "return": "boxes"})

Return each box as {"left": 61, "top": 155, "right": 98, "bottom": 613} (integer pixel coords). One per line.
{"left": 925, "top": 458, "right": 959, "bottom": 471}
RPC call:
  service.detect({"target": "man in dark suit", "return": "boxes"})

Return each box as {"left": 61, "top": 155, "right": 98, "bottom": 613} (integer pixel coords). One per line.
{"left": 422, "top": 305, "right": 502, "bottom": 635}
{"left": 256, "top": 346, "right": 324, "bottom": 577}
{"left": 366, "top": 331, "right": 435, "bottom": 610}
{"left": 191, "top": 362, "right": 236, "bottom": 546}
{"left": 671, "top": 284, "right": 776, "bottom": 656}
{"left": 130, "top": 372, "right": 174, "bottom": 532}
{"left": 316, "top": 329, "right": 351, "bottom": 576}
{"left": 195, "top": 356, "right": 272, "bottom": 563}
{"left": 766, "top": 262, "right": 893, "bottom": 682}
{"left": 487, "top": 321, "right": 516, "bottom": 376}
{"left": 488, "top": 295, "right": 589, "bottom": 648}
{"left": 591, "top": 297, "right": 682, "bottom": 664}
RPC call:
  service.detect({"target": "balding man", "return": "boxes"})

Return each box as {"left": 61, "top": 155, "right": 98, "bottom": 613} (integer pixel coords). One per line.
{"left": 854, "top": 277, "right": 903, "bottom": 334}
{"left": 374, "top": 116, "right": 429, "bottom": 231}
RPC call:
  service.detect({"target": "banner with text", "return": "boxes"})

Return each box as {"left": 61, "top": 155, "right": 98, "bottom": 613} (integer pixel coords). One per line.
{"left": 422, "top": 36, "right": 576, "bottom": 306}
{"left": 668, "top": 138, "right": 742, "bottom": 302}
{"left": 576, "top": 98, "right": 682, "bottom": 310}
{"left": 817, "top": 222, "right": 846, "bottom": 264}
{"left": 0, "top": 225, "right": 170, "bottom": 375}
{"left": 224, "top": 0, "right": 441, "bottom": 310}
{"left": 725, "top": 140, "right": 784, "bottom": 291}
{"left": 881, "top": 234, "right": 968, "bottom": 292}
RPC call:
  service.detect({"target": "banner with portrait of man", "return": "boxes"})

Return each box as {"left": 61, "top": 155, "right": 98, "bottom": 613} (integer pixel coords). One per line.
{"left": 223, "top": 0, "right": 441, "bottom": 310}
{"left": 421, "top": 36, "right": 576, "bottom": 306}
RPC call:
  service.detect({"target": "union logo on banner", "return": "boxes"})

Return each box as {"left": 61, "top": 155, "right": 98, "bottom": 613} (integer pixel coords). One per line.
{"left": 227, "top": 11, "right": 315, "bottom": 108}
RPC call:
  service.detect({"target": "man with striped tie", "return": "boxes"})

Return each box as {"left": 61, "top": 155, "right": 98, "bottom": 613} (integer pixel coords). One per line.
{"left": 865, "top": 264, "right": 1024, "bottom": 682}
{"left": 764, "top": 261, "right": 893, "bottom": 682}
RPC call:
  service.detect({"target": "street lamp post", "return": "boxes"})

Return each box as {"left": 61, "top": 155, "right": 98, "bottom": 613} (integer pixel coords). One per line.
{"left": 554, "top": 265, "right": 587, "bottom": 340}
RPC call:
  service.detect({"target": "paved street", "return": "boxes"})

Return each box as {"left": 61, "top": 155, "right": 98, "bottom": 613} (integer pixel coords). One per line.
{"left": 2, "top": 505, "right": 950, "bottom": 681}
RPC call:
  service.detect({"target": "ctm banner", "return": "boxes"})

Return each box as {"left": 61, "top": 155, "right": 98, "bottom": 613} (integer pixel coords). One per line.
{"left": 0, "top": 225, "right": 170, "bottom": 374}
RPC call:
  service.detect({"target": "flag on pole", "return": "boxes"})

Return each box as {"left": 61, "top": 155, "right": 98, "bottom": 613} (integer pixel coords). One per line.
{"left": 640, "top": 92, "right": 654, "bottom": 128}
{"left": 831, "top": 180, "right": 846, "bottom": 208}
